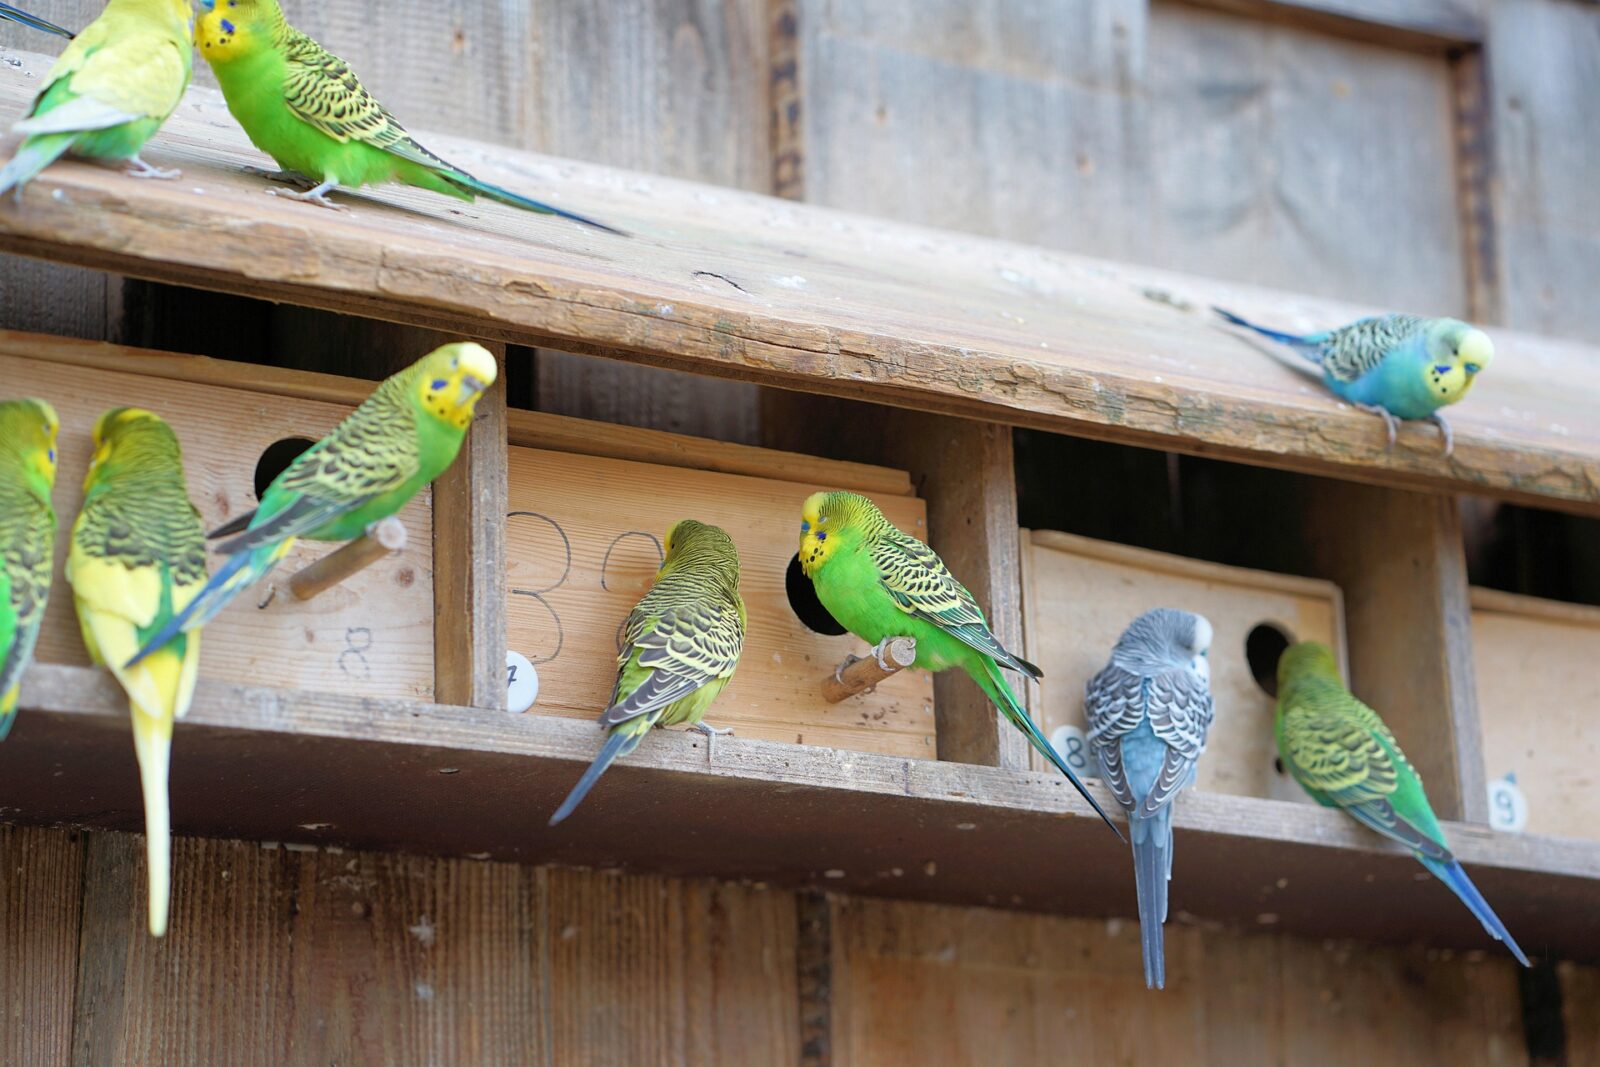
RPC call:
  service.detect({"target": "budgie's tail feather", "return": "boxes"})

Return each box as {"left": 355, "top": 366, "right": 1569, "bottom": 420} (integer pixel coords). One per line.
{"left": 1420, "top": 855, "right": 1530, "bottom": 967}
{"left": 1213, "top": 306, "right": 1326, "bottom": 365}
{"left": 549, "top": 725, "right": 645, "bottom": 826}
{"left": 130, "top": 706, "right": 174, "bottom": 937}
{"left": 973, "top": 659, "right": 1125, "bottom": 842}
{"left": 0, "top": 683, "right": 17, "bottom": 742}
{"left": 0, "top": 2, "right": 74, "bottom": 38}
{"left": 126, "top": 546, "right": 278, "bottom": 668}
{"left": 0, "top": 133, "right": 74, "bottom": 199}
{"left": 1131, "top": 808, "right": 1172, "bottom": 990}
{"left": 444, "top": 169, "right": 627, "bottom": 236}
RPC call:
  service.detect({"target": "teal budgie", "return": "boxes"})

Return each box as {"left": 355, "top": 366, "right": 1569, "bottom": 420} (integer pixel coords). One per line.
{"left": 1085, "top": 609, "right": 1215, "bottom": 990}
{"left": 1276, "top": 641, "right": 1529, "bottom": 966}
{"left": 0, "top": 398, "right": 59, "bottom": 741}
{"left": 1215, "top": 309, "right": 1493, "bottom": 456}
{"left": 0, "top": 2, "right": 74, "bottom": 38}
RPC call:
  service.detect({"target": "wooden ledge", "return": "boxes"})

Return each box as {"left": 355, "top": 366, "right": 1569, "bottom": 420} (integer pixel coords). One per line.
{"left": 0, "top": 52, "right": 1596, "bottom": 514}
{"left": 4, "top": 664, "right": 1597, "bottom": 961}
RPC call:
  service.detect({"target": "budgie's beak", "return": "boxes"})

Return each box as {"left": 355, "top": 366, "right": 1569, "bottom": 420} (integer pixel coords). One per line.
{"left": 458, "top": 375, "right": 488, "bottom": 404}
{"left": 199, "top": 0, "right": 214, "bottom": 10}
{"left": 1457, "top": 328, "right": 1494, "bottom": 376}
{"left": 1465, "top": 363, "right": 1483, "bottom": 375}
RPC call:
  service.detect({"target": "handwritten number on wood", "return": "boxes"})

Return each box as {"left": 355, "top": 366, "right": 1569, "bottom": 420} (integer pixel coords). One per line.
{"left": 507, "top": 512, "right": 571, "bottom": 666}
{"left": 340, "top": 626, "right": 373, "bottom": 680}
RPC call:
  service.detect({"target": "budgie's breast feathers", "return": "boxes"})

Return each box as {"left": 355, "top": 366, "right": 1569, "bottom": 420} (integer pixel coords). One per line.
{"left": 1320, "top": 314, "right": 1427, "bottom": 382}
{"left": 1086, "top": 664, "right": 1213, "bottom": 815}
{"left": 603, "top": 573, "right": 744, "bottom": 727}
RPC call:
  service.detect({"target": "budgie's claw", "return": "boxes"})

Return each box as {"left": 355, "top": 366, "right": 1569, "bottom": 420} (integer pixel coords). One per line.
{"left": 1355, "top": 402, "right": 1399, "bottom": 451}
{"left": 125, "top": 155, "right": 180, "bottom": 181}
{"left": 267, "top": 178, "right": 344, "bottom": 210}
{"left": 693, "top": 721, "right": 734, "bottom": 761}
{"left": 871, "top": 639, "right": 897, "bottom": 672}
{"left": 1430, "top": 413, "right": 1455, "bottom": 457}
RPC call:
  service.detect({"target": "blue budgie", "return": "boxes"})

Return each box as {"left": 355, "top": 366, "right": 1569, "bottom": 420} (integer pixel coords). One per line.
{"left": 1085, "top": 609, "right": 1215, "bottom": 990}
{"left": 1214, "top": 309, "right": 1493, "bottom": 456}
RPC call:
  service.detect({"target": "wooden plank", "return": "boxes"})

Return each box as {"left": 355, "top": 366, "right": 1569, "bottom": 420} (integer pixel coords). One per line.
{"left": 535, "top": 350, "right": 764, "bottom": 446}
{"left": 2, "top": 347, "right": 436, "bottom": 702}
{"left": 796, "top": 891, "right": 832, "bottom": 1067}
{"left": 0, "top": 59, "right": 1593, "bottom": 513}
{"left": 504, "top": 446, "right": 936, "bottom": 758}
{"left": 9, "top": 664, "right": 1596, "bottom": 958}
{"left": 0, "top": 825, "right": 83, "bottom": 1067}
{"left": 1169, "top": 0, "right": 1485, "bottom": 50}
{"left": 1021, "top": 529, "right": 1346, "bottom": 800}
{"left": 1308, "top": 481, "right": 1487, "bottom": 822}
{"left": 1562, "top": 961, "right": 1600, "bottom": 1066}
{"left": 1471, "top": 588, "right": 1600, "bottom": 843}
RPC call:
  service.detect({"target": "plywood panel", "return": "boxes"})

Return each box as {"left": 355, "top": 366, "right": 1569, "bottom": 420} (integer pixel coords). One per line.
{"left": 1562, "top": 961, "right": 1600, "bottom": 1066}
{"left": 0, "top": 825, "right": 83, "bottom": 1067}
{"left": 2, "top": 348, "right": 435, "bottom": 702}
{"left": 1472, "top": 588, "right": 1600, "bottom": 842}
{"left": 506, "top": 446, "right": 935, "bottom": 757}
{"left": 1020, "top": 529, "right": 1345, "bottom": 803}
{"left": 831, "top": 894, "right": 1528, "bottom": 1067}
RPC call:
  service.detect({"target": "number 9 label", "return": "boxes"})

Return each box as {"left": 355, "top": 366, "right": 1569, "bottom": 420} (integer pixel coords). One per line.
{"left": 1486, "top": 775, "right": 1528, "bottom": 834}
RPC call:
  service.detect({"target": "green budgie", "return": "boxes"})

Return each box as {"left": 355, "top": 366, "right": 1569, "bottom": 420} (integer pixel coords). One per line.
{"left": 67, "top": 408, "right": 208, "bottom": 936}
{"left": 0, "top": 2, "right": 75, "bottom": 38}
{"left": 1276, "top": 642, "right": 1529, "bottom": 965}
{"left": 0, "top": 399, "right": 59, "bottom": 741}
{"left": 549, "top": 520, "right": 745, "bottom": 826}
{"left": 193, "top": 0, "right": 621, "bottom": 233}
{"left": 799, "top": 491, "right": 1122, "bottom": 839}
{"left": 126, "top": 342, "right": 498, "bottom": 667}
{"left": 0, "top": 0, "right": 193, "bottom": 198}
{"left": 1215, "top": 309, "right": 1493, "bottom": 456}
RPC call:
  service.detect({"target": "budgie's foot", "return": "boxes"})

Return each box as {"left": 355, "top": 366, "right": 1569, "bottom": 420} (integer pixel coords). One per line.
{"left": 124, "top": 155, "right": 180, "bottom": 181}
{"left": 871, "top": 639, "right": 898, "bottom": 671}
{"left": 693, "top": 721, "right": 734, "bottom": 761}
{"left": 1355, "top": 402, "right": 1399, "bottom": 451}
{"left": 267, "top": 178, "right": 344, "bottom": 210}
{"left": 1429, "top": 413, "right": 1455, "bottom": 457}
{"left": 242, "top": 165, "right": 315, "bottom": 188}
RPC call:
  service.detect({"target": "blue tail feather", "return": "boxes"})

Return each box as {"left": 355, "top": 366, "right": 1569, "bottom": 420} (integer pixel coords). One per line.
{"left": 0, "top": 133, "right": 74, "bottom": 199}
{"left": 125, "top": 550, "right": 255, "bottom": 669}
{"left": 0, "top": 2, "right": 74, "bottom": 38}
{"left": 1131, "top": 808, "right": 1172, "bottom": 989}
{"left": 549, "top": 728, "right": 641, "bottom": 826}
{"left": 1420, "top": 855, "right": 1531, "bottom": 967}
{"left": 0, "top": 708, "right": 15, "bottom": 742}
{"left": 446, "top": 170, "right": 627, "bottom": 236}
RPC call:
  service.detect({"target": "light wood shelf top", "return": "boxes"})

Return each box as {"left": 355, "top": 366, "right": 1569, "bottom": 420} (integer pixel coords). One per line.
{"left": 1, "top": 51, "right": 1596, "bottom": 514}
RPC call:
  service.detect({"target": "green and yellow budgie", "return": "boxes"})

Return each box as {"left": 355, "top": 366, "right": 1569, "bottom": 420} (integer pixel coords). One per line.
{"left": 799, "top": 491, "right": 1122, "bottom": 839}
{"left": 68, "top": 408, "right": 208, "bottom": 937}
{"left": 0, "top": 0, "right": 192, "bottom": 198}
{"left": 128, "top": 342, "right": 498, "bottom": 666}
{"left": 549, "top": 520, "right": 744, "bottom": 827}
{"left": 1276, "top": 642, "right": 1529, "bottom": 965}
{"left": 0, "top": 2, "right": 75, "bottom": 39}
{"left": 193, "top": 0, "right": 621, "bottom": 233}
{"left": 0, "top": 399, "right": 59, "bottom": 741}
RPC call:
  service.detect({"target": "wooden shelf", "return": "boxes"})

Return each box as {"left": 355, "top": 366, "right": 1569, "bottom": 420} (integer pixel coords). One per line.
{"left": 0, "top": 50, "right": 1595, "bottom": 515}
{"left": 7, "top": 666, "right": 1597, "bottom": 962}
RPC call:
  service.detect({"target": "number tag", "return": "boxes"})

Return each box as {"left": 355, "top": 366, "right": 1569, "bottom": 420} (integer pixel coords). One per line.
{"left": 1486, "top": 774, "right": 1528, "bottom": 834}
{"left": 1048, "top": 723, "right": 1093, "bottom": 777}
{"left": 507, "top": 651, "right": 539, "bottom": 713}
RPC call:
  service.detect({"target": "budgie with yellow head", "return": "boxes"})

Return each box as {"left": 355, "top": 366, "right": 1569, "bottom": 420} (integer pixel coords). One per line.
{"left": 0, "top": 0, "right": 193, "bottom": 197}
{"left": 127, "top": 343, "right": 498, "bottom": 666}
{"left": 68, "top": 407, "right": 208, "bottom": 937}
{"left": 0, "top": 398, "right": 59, "bottom": 741}
{"left": 1215, "top": 309, "right": 1493, "bottom": 455}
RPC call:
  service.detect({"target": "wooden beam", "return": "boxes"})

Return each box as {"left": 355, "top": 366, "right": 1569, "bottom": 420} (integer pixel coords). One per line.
{"left": 1307, "top": 481, "right": 1488, "bottom": 822}
{"left": 1451, "top": 45, "right": 1503, "bottom": 324}
{"left": 1169, "top": 0, "right": 1485, "bottom": 52}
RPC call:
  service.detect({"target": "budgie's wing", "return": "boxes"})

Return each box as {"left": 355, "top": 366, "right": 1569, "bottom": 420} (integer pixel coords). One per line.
{"left": 0, "top": 500, "right": 53, "bottom": 701}
{"left": 20, "top": 29, "right": 188, "bottom": 130}
{"left": 1140, "top": 667, "right": 1214, "bottom": 817}
{"left": 870, "top": 531, "right": 1040, "bottom": 679}
{"left": 600, "top": 600, "right": 743, "bottom": 727}
{"left": 1281, "top": 697, "right": 1450, "bottom": 860}
{"left": 1320, "top": 315, "right": 1427, "bottom": 383}
{"left": 1084, "top": 663, "right": 1144, "bottom": 812}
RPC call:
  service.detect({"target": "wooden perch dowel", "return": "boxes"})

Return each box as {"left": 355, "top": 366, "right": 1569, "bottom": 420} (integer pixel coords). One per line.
{"left": 288, "top": 517, "right": 408, "bottom": 602}
{"left": 823, "top": 638, "right": 917, "bottom": 703}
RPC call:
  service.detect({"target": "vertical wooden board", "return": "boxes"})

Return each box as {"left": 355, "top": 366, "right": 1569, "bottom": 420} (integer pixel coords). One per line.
{"left": 543, "top": 867, "right": 799, "bottom": 1067}
{"left": 1561, "top": 961, "right": 1600, "bottom": 1066}
{"left": 0, "top": 825, "right": 82, "bottom": 1067}
{"left": 1471, "top": 590, "right": 1600, "bottom": 842}
{"left": 1020, "top": 529, "right": 1344, "bottom": 802}
{"left": 505, "top": 447, "right": 936, "bottom": 757}
{"left": 0, "top": 256, "right": 118, "bottom": 342}
{"left": 72, "top": 832, "right": 548, "bottom": 1066}
{"left": 1146, "top": 1, "right": 1468, "bottom": 313}
{"left": 1488, "top": 0, "right": 1600, "bottom": 344}
{"left": 3, "top": 350, "right": 435, "bottom": 702}
{"left": 536, "top": 351, "right": 763, "bottom": 447}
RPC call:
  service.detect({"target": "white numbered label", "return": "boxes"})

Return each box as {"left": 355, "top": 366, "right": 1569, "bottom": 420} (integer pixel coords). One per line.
{"left": 1486, "top": 775, "right": 1529, "bottom": 834}
{"left": 507, "top": 651, "right": 539, "bottom": 713}
{"left": 1049, "top": 723, "right": 1093, "bottom": 776}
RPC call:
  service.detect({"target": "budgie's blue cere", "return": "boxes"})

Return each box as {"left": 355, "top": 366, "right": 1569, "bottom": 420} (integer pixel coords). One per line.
{"left": 1085, "top": 608, "right": 1215, "bottom": 991}
{"left": 1215, "top": 308, "right": 1493, "bottom": 456}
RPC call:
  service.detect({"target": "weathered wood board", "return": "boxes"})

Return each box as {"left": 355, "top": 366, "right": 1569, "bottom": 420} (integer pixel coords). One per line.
{"left": 2, "top": 343, "right": 435, "bottom": 701}
{"left": 0, "top": 824, "right": 83, "bottom": 1067}
{"left": 1472, "top": 588, "right": 1600, "bottom": 843}
{"left": 1020, "top": 529, "right": 1346, "bottom": 803}
{"left": 505, "top": 444, "right": 934, "bottom": 757}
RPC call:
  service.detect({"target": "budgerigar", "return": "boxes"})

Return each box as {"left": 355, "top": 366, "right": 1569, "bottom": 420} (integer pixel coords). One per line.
{"left": 68, "top": 408, "right": 208, "bottom": 937}
{"left": 0, "top": 399, "right": 59, "bottom": 741}
{"left": 1215, "top": 308, "right": 1493, "bottom": 456}
{"left": 1276, "top": 641, "right": 1529, "bottom": 966}
{"left": 127, "top": 343, "right": 498, "bottom": 667}
{"left": 193, "top": 0, "right": 621, "bottom": 233}
{"left": 0, "top": 1, "right": 74, "bottom": 38}
{"left": 549, "top": 520, "right": 744, "bottom": 826}
{"left": 1085, "top": 609, "right": 1215, "bottom": 990}
{"left": 0, "top": 0, "right": 192, "bottom": 198}
{"left": 799, "top": 491, "right": 1122, "bottom": 839}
